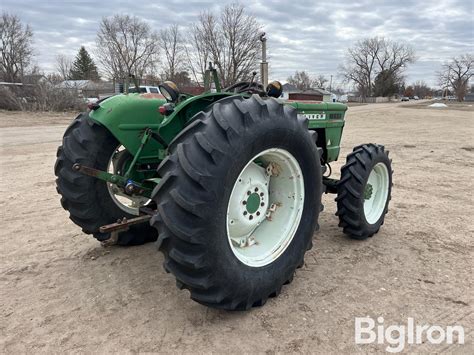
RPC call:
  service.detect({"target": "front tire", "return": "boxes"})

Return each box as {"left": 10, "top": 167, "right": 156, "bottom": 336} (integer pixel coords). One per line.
{"left": 336, "top": 144, "right": 393, "bottom": 239}
{"left": 150, "top": 95, "right": 322, "bottom": 310}
{"left": 54, "top": 113, "right": 157, "bottom": 245}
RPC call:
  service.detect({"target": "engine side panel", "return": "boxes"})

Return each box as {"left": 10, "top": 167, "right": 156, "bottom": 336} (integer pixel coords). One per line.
{"left": 283, "top": 100, "right": 347, "bottom": 163}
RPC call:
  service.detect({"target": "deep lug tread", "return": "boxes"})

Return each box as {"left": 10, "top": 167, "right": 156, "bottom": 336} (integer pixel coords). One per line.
{"left": 54, "top": 112, "right": 157, "bottom": 245}
{"left": 336, "top": 143, "right": 392, "bottom": 240}
{"left": 151, "top": 95, "right": 321, "bottom": 310}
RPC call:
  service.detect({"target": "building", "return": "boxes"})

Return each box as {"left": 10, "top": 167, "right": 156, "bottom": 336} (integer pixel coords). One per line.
{"left": 287, "top": 88, "right": 332, "bottom": 102}
{"left": 57, "top": 80, "right": 114, "bottom": 99}
{"left": 464, "top": 92, "right": 474, "bottom": 102}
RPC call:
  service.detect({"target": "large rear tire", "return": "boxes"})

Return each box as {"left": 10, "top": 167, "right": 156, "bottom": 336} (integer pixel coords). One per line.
{"left": 150, "top": 95, "right": 322, "bottom": 310}
{"left": 54, "top": 113, "right": 157, "bottom": 245}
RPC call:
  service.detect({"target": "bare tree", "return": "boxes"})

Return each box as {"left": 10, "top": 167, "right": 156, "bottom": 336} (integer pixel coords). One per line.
{"left": 340, "top": 37, "right": 415, "bottom": 100}
{"left": 56, "top": 54, "right": 72, "bottom": 80}
{"left": 189, "top": 3, "right": 262, "bottom": 87}
{"left": 159, "top": 24, "right": 185, "bottom": 82}
{"left": 96, "top": 14, "right": 159, "bottom": 92}
{"left": 287, "top": 71, "right": 328, "bottom": 90}
{"left": 313, "top": 74, "right": 328, "bottom": 89}
{"left": 0, "top": 12, "right": 34, "bottom": 82}
{"left": 438, "top": 54, "right": 473, "bottom": 101}
{"left": 185, "top": 25, "right": 209, "bottom": 86}
{"left": 287, "top": 70, "right": 313, "bottom": 91}
{"left": 411, "top": 80, "right": 432, "bottom": 99}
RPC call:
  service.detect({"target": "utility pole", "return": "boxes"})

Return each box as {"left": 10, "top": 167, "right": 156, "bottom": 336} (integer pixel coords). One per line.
{"left": 259, "top": 33, "right": 268, "bottom": 88}
{"left": 329, "top": 75, "right": 333, "bottom": 93}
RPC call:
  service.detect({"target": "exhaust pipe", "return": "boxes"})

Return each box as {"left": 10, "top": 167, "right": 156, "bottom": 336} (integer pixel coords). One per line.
{"left": 259, "top": 33, "right": 268, "bottom": 88}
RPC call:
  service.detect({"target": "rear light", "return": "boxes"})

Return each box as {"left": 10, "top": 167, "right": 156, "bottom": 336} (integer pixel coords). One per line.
{"left": 158, "top": 103, "right": 174, "bottom": 116}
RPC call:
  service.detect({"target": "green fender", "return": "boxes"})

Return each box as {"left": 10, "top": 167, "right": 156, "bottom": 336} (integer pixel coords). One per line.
{"left": 88, "top": 92, "right": 236, "bottom": 162}
{"left": 88, "top": 93, "right": 167, "bottom": 161}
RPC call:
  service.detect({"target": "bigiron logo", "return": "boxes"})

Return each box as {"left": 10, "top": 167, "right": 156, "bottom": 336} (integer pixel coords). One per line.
{"left": 355, "top": 316, "right": 465, "bottom": 353}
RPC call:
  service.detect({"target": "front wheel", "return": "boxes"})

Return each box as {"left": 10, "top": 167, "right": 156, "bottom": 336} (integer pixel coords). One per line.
{"left": 151, "top": 95, "right": 322, "bottom": 310}
{"left": 336, "top": 144, "right": 393, "bottom": 239}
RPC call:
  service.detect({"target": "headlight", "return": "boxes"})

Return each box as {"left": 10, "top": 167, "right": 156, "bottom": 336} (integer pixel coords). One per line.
{"left": 266, "top": 81, "right": 282, "bottom": 98}
{"left": 159, "top": 81, "right": 180, "bottom": 103}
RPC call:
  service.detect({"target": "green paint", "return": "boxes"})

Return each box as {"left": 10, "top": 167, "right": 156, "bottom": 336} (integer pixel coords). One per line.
{"left": 89, "top": 94, "right": 166, "bottom": 158}
{"left": 364, "top": 184, "right": 373, "bottom": 200}
{"left": 286, "top": 101, "right": 347, "bottom": 163}
{"left": 246, "top": 193, "right": 260, "bottom": 214}
{"left": 86, "top": 70, "right": 349, "bottom": 198}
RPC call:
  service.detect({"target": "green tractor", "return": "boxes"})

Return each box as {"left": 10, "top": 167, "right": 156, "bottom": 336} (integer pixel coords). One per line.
{"left": 55, "top": 34, "right": 392, "bottom": 310}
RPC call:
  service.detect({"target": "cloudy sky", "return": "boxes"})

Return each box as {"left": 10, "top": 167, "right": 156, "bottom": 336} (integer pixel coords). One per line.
{"left": 2, "top": 0, "right": 473, "bottom": 87}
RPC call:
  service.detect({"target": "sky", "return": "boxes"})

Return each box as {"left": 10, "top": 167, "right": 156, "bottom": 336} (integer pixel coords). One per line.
{"left": 2, "top": 0, "right": 473, "bottom": 88}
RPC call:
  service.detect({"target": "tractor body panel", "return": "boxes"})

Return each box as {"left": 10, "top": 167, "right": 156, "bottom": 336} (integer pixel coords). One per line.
{"left": 89, "top": 93, "right": 167, "bottom": 161}
{"left": 89, "top": 92, "right": 347, "bottom": 165}
{"left": 89, "top": 92, "right": 236, "bottom": 162}
{"left": 284, "top": 100, "right": 347, "bottom": 162}
{"left": 158, "top": 92, "right": 235, "bottom": 140}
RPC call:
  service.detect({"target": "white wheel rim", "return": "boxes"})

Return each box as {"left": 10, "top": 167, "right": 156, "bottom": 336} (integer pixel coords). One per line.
{"left": 106, "top": 146, "right": 149, "bottom": 216}
{"left": 363, "top": 162, "right": 389, "bottom": 224}
{"left": 226, "top": 148, "right": 305, "bottom": 267}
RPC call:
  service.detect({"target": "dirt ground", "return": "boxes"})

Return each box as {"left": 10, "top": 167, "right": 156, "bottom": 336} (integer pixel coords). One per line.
{"left": 0, "top": 101, "right": 473, "bottom": 353}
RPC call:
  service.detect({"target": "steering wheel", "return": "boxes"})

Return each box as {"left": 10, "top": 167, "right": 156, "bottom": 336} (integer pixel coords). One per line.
{"left": 224, "top": 81, "right": 264, "bottom": 94}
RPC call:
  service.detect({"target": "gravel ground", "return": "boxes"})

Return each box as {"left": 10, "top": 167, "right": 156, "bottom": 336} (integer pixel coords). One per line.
{"left": 0, "top": 101, "right": 473, "bottom": 353}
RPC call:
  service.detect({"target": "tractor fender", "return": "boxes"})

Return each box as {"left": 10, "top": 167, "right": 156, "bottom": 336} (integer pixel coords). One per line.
{"left": 88, "top": 93, "right": 166, "bottom": 158}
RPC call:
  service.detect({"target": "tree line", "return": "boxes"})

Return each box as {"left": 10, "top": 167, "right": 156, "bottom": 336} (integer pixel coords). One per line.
{"left": 1, "top": 9, "right": 472, "bottom": 101}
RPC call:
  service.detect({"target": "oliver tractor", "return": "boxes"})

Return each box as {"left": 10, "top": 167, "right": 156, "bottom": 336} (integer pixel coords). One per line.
{"left": 55, "top": 34, "right": 392, "bottom": 310}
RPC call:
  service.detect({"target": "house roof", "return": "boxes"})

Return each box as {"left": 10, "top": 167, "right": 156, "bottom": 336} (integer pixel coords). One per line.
{"left": 311, "top": 88, "right": 332, "bottom": 95}
{"left": 57, "top": 80, "right": 91, "bottom": 89}
{"left": 282, "top": 84, "right": 332, "bottom": 95}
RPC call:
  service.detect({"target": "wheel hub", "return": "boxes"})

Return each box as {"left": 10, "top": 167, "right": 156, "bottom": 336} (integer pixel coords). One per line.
{"left": 245, "top": 192, "right": 261, "bottom": 213}
{"left": 363, "top": 162, "right": 389, "bottom": 224}
{"left": 227, "top": 163, "right": 269, "bottom": 244}
{"left": 226, "top": 148, "right": 305, "bottom": 267}
{"left": 106, "top": 146, "right": 150, "bottom": 216}
{"left": 364, "top": 183, "right": 373, "bottom": 200}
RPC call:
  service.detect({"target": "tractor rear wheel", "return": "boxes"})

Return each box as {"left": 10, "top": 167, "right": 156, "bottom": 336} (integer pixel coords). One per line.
{"left": 150, "top": 95, "right": 322, "bottom": 310}
{"left": 336, "top": 144, "right": 392, "bottom": 239}
{"left": 54, "top": 113, "right": 157, "bottom": 245}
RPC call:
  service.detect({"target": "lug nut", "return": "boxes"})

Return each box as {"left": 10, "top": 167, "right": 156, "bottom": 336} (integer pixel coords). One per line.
{"left": 254, "top": 187, "right": 258, "bottom": 192}
{"left": 243, "top": 201, "right": 247, "bottom": 205}
{"left": 256, "top": 211, "right": 260, "bottom": 216}
{"left": 260, "top": 202, "right": 265, "bottom": 207}
{"left": 249, "top": 215, "right": 254, "bottom": 220}
{"left": 244, "top": 211, "right": 248, "bottom": 215}
{"left": 260, "top": 192, "right": 264, "bottom": 197}
{"left": 247, "top": 191, "right": 251, "bottom": 195}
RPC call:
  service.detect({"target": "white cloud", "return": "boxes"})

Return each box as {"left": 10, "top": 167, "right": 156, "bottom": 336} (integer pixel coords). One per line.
{"left": 2, "top": 0, "right": 472, "bottom": 87}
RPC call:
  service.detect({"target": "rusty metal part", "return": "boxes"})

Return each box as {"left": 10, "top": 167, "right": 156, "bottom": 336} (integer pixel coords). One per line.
{"left": 265, "top": 202, "right": 282, "bottom": 221}
{"left": 99, "top": 214, "right": 152, "bottom": 234}
{"left": 101, "top": 232, "right": 119, "bottom": 247}
{"left": 139, "top": 93, "right": 165, "bottom": 100}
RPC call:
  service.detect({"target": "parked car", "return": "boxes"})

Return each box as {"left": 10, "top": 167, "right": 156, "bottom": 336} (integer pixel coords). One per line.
{"left": 128, "top": 86, "right": 161, "bottom": 94}
{"left": 413, "top": 96, "right": 419, "bottom": 100}
{"left": 85, "top": 97, "right": 99, "bottom": 104}
{"left": 401, "top": 97, "right": 410, "bottom": 102}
